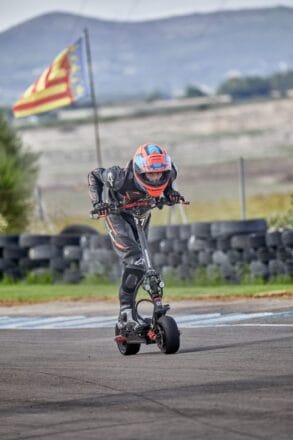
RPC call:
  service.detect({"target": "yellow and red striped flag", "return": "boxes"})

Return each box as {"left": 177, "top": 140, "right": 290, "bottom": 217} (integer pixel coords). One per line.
{"left": 13, "top": 38, "right": 89, "bottom": 118}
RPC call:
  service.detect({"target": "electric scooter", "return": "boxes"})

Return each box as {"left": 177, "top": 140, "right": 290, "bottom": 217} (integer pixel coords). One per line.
{"left": 91, "top": 196, "right": 189, "bottom": 355}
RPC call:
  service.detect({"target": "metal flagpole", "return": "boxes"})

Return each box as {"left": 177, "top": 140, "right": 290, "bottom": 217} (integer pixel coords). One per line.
{"left": 239, "top": 157, "right": 246, "bottom": 220}
{"left": 83, "top": 28, "right": 103, "bottom": 167}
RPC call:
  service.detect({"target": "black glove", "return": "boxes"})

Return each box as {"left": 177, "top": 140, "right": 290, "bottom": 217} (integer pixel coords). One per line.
{"left": 92, "top": 201, "right": 110, "bottom": 216}
{"left": 165, "top": 189, "right": 182, "bottom": 204}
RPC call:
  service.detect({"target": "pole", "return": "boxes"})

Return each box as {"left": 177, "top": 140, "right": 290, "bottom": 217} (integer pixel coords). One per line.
{"left": 239, "top": 157, "right": 246, "bottom": 220}
{"left": 84, "top": 28, "right": 102, "bottom": 167}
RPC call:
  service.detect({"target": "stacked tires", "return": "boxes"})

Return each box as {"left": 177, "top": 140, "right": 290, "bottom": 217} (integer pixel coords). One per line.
{"left": 0, "top": 226, "right": 121, "bottom": 283}
{"left": 0, "top": 220, "right": 292, "bottom": 283}
{"left": 148, "top": 220, "right": 293, "bottom": 283}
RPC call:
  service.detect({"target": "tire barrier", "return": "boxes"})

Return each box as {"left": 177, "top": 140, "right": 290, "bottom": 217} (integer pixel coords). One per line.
{"left": 0, "top": 219, "right": 292, "bottom": 284}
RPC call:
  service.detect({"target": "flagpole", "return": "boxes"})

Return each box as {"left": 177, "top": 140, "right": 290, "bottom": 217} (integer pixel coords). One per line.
{"left": 83, "top": 28, "right": 102, "bottom": 167}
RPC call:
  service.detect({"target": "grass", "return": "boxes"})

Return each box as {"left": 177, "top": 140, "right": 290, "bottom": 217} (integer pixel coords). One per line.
{"left": 28, "top": 191, "right": 292, "bottom": 234}
{"left": 0, "top": 283, "right": 292, "bottom": 306}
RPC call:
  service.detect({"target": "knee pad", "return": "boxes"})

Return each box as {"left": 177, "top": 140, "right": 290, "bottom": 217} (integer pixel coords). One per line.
{"left": 121, "top": 265, "right": 145, "bottom": 294}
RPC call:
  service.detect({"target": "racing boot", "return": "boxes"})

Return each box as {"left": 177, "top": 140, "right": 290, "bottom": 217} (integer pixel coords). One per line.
{"left": 117, "top": 306, "right": 148, "bottom": 332}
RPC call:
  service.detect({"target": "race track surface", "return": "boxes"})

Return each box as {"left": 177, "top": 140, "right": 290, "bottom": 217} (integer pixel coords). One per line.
{"left": 0, "top": 300, "right": 292, "bottom": 440}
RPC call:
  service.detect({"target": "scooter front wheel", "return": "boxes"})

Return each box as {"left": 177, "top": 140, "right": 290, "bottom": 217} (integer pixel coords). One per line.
{"left": 156, "top": 315, "right": 180, "bottom": 354}
{"left": 114, "top": 324, "right": 141, "bottom": 356}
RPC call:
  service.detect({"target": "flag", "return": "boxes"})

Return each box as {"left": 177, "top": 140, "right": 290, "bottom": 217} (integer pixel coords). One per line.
{"left": 13, "top": 38, "right": 89, "bottom": 118}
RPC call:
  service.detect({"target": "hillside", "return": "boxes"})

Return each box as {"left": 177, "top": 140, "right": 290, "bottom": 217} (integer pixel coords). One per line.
{"left": 1, "top": 7, "right": 293, "bottom": 104}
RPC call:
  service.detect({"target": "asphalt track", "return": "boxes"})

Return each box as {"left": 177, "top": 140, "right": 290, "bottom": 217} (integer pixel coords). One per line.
{"left": 0, "top": 300, "right": 292, "bottom": 440}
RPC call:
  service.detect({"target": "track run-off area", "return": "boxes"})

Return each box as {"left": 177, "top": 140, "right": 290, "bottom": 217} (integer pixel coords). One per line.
{"left": 0, "top": 298, "right": 292, "bottom": 440}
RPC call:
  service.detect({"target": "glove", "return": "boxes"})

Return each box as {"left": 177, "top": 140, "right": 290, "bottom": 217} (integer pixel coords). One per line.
{"left": 92, "top": 201, "right": 110, "bottom": 216}
{"left": 165, "top": 189, "right": 182, "bottom": 204}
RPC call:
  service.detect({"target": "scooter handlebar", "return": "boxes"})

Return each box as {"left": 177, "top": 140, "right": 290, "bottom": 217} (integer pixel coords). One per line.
{"left": 90, "top": 196, "right": 189, "bottom": 218}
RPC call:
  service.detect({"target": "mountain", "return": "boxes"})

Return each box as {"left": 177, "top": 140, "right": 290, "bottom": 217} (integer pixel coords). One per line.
{"left": 1, "top": 7, "right": 293, "bottom": 104}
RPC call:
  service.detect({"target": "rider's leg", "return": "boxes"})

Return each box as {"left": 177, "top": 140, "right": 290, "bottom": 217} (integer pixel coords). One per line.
{"left": 118, "top": 262, "right": 145, "bottom": 327}
{"left": 104, "top": 214, "right": 146, "bottom": 326}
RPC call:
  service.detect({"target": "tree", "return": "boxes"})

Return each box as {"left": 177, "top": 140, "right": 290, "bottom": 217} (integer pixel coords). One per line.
{"left": 217, "top": 76, "right": 271, "bottom": 100}
{"left": 0, "top": 113, "right": 39, "bottom": 232}
{"left": 184, "top": 85, "right": 207, "bottom": 98}
{"left": 269, "top": 70, "right": 293, "bottom": 96}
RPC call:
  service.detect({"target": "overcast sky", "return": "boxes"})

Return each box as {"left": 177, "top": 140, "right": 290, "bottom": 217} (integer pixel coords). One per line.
{"left": 1, "top": 0, "right": 293, "bottom": 32}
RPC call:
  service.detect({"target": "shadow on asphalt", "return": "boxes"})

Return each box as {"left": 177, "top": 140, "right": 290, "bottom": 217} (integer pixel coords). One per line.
{"left": 178, "top": 334, "right": 293, "bottom": 354}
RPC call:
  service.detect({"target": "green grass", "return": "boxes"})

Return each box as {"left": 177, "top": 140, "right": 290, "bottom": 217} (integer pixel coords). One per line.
{"left": 0, "top": 283, "right": 292, "bottom": 305}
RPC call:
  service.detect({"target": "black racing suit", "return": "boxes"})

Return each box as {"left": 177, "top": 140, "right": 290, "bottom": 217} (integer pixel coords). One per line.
{"left": 88, "top": 160, "right": 177, "bottom": 315}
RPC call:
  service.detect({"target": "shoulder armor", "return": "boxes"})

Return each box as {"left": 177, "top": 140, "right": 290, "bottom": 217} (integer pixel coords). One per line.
{"left": 105, "top": 166, "right": 126, "bottom": 190}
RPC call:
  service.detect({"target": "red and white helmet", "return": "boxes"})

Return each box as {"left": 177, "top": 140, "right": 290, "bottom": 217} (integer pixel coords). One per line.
{"left": 133, "top": 143, "right": 172, "bottom": 197}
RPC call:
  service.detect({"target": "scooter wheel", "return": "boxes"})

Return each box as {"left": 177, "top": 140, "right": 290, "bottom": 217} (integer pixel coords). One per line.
{"left": 114, "top": 324, "right": 141, "bottom": 356}
{"left": 156, "top": 316, "right": 180, "bottom": 354}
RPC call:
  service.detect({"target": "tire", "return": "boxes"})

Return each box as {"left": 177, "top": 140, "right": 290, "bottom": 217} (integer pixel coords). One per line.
{"left": 50, "top": 257, "right": 70, "bottom": 272}
{"left": 167, "top": 252, "right": 181, "bottom": 268}
{"left": 243, "top": 248, "right": 257, "bottom": 263}
{"left": 175, "top": 264, "right": 193, "bottom": 280}
{"left": 227, "top": 249, "right": 242, "bottom": 265}
{"left": 19, "top": 258, "right": 50, "bottom": 271}
{"left": 63, "top": 246, "right": 82, "bottom": 261}
{"left": 166, "top": 225, "right": 180, "bottom": 239}
{"left": 148, "top": 226, "right": 166, "bottom": 242}
{"left": 179, "top": 224, "right": 191, "bottom": 240}
{"left": 88, "top": 235, "right": 107, "bottom": 249}
{"left": 285, "top": 260, "right": 293, "bottom": 276}
{"left": 190, "top": 222, "right": 211, "bottom": 238}
{"left": 256, "top": 247, "right": 271, "bottom": 263}
{"left": 19, "top": 234, "right": 51, "bottom": 248}
{"left": 268, "top": 260, "right": 286, "bottom": 277}
{"left": 220, "top": 263, "right": 238, "bottom": 283}
{"left": 266, "top": 231, "right": 282, "bottom": 249}
{"left": 198, "top": 250, "right": 213, "bottom": 266}
{"left": 153, "top": 253, "right": 168, "bottom": 268}
{"left": 187, "top": 235, "right": 206, "bottom": 252}
{"left": 148, "top": 240, "right": 161, "bottom": 254}
{"left": 0, "top": 259, "right": 16, "bottom": 271}
{"left": 63, "top": 269, "right": 82, "bottom": 284}
{"left": 51, "top": 235, "right": 80, "bottom": 247}
{"left": 159, "top": 239, "right": 173, "bottom": 254}
{"left": 172, "top": 238, "right": 187, "bottom": 254}
{"left": 161, "top": 265, "right": 175, "bottom": 277}
{"left": 211, "top": 219, "right": 267, "bottom": 239}
{"left": 282, "top": 230, "right": 293, "bottom": 248}
{"left": 29, "top": 245, "right": 60, "bottom": 260}
{"left": 249, "top": 261, "right": 269, "bottom": 281}
{"left": 60, "top": 224, "right": 99, "bottom": 235}
{"left": 156, "top": 315, "right": 180, "bottom": 354}
{"left": 230, "top": 235, "right": 250, "bottom": 250}
{"left": 276, "top": 247, "right": 291, "bottom": 262}
{"left": 216, "top": 237, "right": 231, "bottom": 252}
{"left": 3, "top": 246, "right": 27, "bottom": 259}
{"left": 212, "top": 250, "right": 229, "bottom": 266}
{"left": 181, "top": 251, "right": 197, "bottom": 268}
{"left": 204, "top": 238, "right": 217, "bottom": 252}
{"left": 0, "top": 235, "right": 19, "bottom": 246}
{"left": 249, "top": 234, "right": 266, "bottom": 249}
{"left": 114, "top": 324, "right": 141, "bottom": 356}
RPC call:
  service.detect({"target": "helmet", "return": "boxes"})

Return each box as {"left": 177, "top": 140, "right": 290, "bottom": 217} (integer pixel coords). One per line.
{"left": 133, "top": 143, "right": 172, "bottom": 197}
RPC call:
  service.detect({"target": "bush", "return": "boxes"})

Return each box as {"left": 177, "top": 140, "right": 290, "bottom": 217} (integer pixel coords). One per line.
{"left": 184, "top": 85, "right": 207, "bottom": 98}
{"left": 0, "top": 112, "right": 39, "bottom": 232}
{"left": 217, "top": 76, "right": 271, "bottom": 100}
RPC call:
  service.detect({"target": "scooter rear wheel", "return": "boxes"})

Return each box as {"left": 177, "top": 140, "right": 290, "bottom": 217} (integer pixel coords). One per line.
{"left": 156, "top": 315, "right": 180, "bottom": 354}
{"left": 115, "top": 324, "right": 141, "bottom": 356}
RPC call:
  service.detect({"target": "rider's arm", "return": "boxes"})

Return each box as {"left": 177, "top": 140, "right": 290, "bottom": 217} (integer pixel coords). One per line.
{"left": 88, "top": 166, "right": 126, "bottom": 205}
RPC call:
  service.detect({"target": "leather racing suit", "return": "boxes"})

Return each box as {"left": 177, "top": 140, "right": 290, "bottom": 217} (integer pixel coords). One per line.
{"left": 88, "top": 159, "right": 177, "bottom": 319}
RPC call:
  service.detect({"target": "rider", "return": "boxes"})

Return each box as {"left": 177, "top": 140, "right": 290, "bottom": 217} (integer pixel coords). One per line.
{"left": 88, "top": 143, "right": 181, "bottom": 329}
